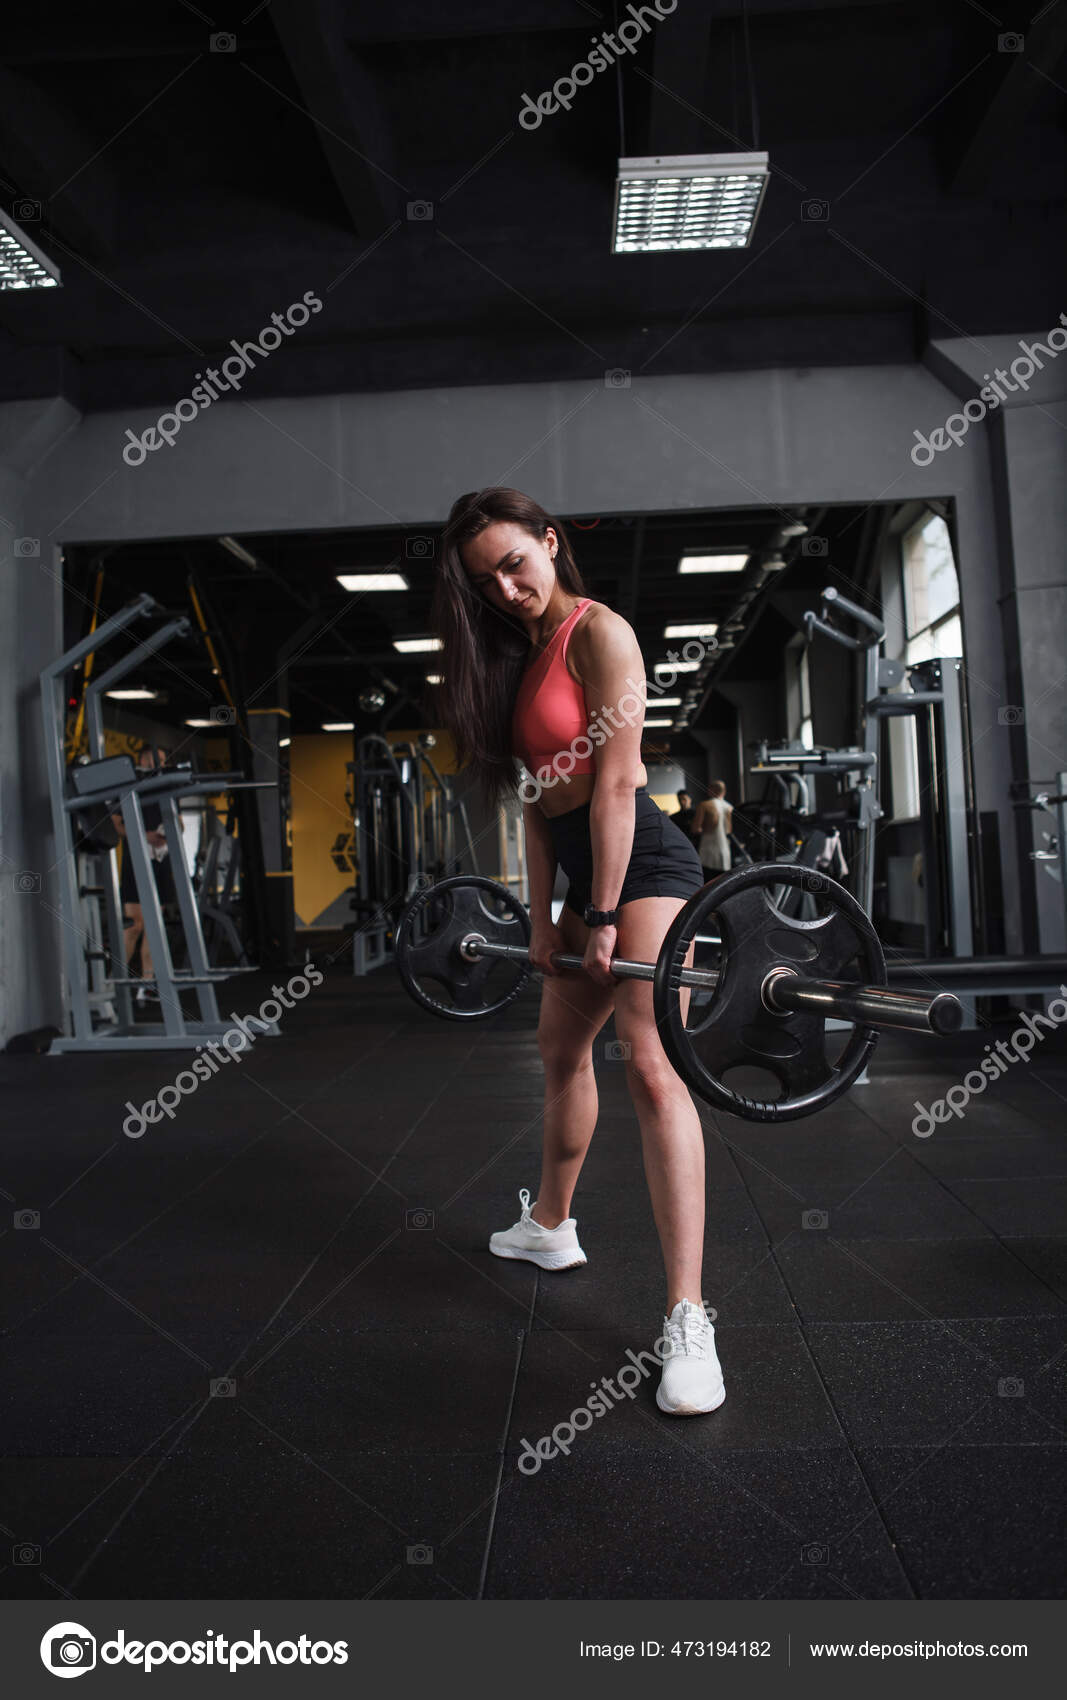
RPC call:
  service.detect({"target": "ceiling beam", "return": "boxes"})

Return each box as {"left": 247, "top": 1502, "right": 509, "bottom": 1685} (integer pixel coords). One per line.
{"left": 0, "top": 64, "right": 117, "bottom": 263}
{"left": 267, "top": 0, "right": 399, "bottom": 237}
{"left": 950, "top": 8, "right": 1067, "bottom": 193}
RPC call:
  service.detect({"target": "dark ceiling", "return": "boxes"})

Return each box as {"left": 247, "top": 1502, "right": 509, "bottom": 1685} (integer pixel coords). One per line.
{"left": 2, "top": 1, "right": 1064, "bottom": 411}
{"left": 63, "top": 499, "right": 885, "bottom": 735}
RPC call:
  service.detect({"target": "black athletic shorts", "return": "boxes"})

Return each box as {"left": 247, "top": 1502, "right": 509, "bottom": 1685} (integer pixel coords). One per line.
{"left": 546, "top": 786, "right": 706, "bottom": 920}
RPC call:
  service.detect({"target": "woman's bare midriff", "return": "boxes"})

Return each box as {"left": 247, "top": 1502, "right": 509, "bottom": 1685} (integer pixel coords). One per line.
{"left": 535, "top": 765, "right": 648, "bottom": 819}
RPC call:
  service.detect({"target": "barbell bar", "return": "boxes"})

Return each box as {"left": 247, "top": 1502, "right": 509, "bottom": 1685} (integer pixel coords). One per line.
{"left": 457, "top": 934, "right": 961, "bottom": 1036}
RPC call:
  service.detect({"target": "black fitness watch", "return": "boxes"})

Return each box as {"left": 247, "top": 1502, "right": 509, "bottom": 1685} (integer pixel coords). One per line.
{"left": 583, "top": 903, "right": 618, "bottom": 927}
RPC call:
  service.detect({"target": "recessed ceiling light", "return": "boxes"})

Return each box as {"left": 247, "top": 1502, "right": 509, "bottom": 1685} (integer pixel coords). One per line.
{"left": 613, "top": 153, "right": 768, "bottom": 254}
{"left": 337, "top": 572, "right": 409, "bottom": 591}
{"left": 106, "top": 688, "right": 157, "bottom": 700}
{"left": 678, "top": 552, "right": 749, "bottom": 573}
{"left": 425, "top": 674, "right": 444, "bottom": 685}
{"left": 279, "top": 737, "right": 291, "bottom": 748}
{"left": 646, "top": 696, "right": 681, "bottom": 707}
{"left": 393, "top": 636, "right": 443, "bottom": 653}
{"left": 664, "top": 623, "right": 718, "bottom": 639}
{"left": 653, "top": 660, "right": 701, "bottom": 675}
{"left": 643, "top": 718, "right": 675, "bottom": 728}
{"left": 185, "top": 718, "right": 213, "bottom": 728}
{"left": 322, "top": 722, "right": 355, "bottom": 731}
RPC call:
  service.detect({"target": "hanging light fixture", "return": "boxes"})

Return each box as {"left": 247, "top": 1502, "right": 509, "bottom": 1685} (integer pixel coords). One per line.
{"left": 612, "top": 153, "right": 768, "bottom": 253}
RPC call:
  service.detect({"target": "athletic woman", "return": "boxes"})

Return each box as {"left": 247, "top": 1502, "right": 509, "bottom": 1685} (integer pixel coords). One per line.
{"left": 430, "top": 487, "right": 724, "bottom": 1417}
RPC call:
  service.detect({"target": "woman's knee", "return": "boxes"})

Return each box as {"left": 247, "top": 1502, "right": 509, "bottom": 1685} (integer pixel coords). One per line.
{"left": 618, "top": 1040, "right": 679, "bottom": 1103}
{"left": 537, "top": 1027, "right": 596, "bottom": 1076}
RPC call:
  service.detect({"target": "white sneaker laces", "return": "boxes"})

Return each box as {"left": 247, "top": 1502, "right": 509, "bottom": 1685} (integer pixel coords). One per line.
{"left": 664, "top": 1302, "right": 709, "bottom": 1361}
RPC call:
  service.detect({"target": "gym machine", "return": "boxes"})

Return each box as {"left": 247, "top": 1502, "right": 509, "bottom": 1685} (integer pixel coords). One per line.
{"left": 41, "top": 593, "right": 278, "bottom": 1051}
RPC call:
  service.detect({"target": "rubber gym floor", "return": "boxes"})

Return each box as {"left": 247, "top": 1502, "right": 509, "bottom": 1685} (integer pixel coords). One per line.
{"left": 2, "top": 961, "right": 1065, "bottom": 1602}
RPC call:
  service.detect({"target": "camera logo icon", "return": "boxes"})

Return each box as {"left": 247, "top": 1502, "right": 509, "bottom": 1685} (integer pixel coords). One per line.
{"left": 407, "top": 1543, "right": 433, "bottom": 1564}
{"left": 211, "top": 32, "right": 236, "bottom": 52}
{"left": 405, "top": 1207, "right": 435, "bottom": 1230}
{"left": 13, "top": 199, "right": 41, "bottom": 222}
{"left": 15, "top": 537, "right": 40, "bottom": 557}
{"left": 407, "top": 200, "right": 434, "bottom": 222}
{"left": 40, "top": 1622, "right": 97, "bottom": 1677}
{"left": 998, "top": 32, "right": 1023, "bottom": 52}
{"left": 802, "top": 1208, "right": 829, "bottom": 1230}
{"left": 15, "top": 1209, "right": 40, "bottom": 1230}
{"left": 14, "top": 870, "right": 42, "bottom": 895}
{"left": 998, "top": 1376, "right": 1024, "bottom": 1398}
{"left": 802, "top": 536, "right": 828, "bottom": 556}
{"left": 604, "top": 368, "right": 631, "bottom": 389}
{"left": 210, "top": 704, "right": 235, "bottom": 724}
{"left": 801, "top": 1542, "right": 829, "bottom": 1565}
{"left": 210, "top": 1377, "right": 236, "bottom": 1398}
{"left": 605, "top": 1040, "right": 631, "bottom": 1061}
{"left": 14, "top": 1541, "right": 41, "bottom": 1564}
{"left": 406, "top": 535, "right": 434, "bottom": 559}
{"left": 997, "top": 705, "right": 1024, "bottom": 726}
{"left": 801, "top": 199, "right": 830, "bottom": 221}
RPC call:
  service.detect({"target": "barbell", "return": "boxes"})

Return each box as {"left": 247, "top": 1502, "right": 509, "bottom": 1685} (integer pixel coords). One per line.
{"left": 393, "top": 866, "right": 962, "bottom": 1124}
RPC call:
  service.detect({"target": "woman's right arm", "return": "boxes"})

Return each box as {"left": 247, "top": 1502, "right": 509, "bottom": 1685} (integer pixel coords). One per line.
{"left": 522, "top": 799, "right": 565, "bottom": 975}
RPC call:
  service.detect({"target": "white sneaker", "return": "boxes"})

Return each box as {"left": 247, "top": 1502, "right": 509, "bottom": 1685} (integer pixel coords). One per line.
{"left": 656, "top": 1297, "right": 726, "bottom": 1416}
{"left": 489, "top": 1187, "right": 587, "bottom": 1271}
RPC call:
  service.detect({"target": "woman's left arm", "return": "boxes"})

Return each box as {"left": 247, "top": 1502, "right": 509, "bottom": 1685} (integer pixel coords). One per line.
{"left": 572, "top": 610, "right": 648, "bottom": 987}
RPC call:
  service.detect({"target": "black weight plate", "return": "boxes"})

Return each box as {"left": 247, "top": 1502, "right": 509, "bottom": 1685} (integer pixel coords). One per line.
{"left": 395, "top": 875, "right": 532, "bottom": 1021}
{"left": 653, "top": 865, "right": 884, "bottom": 1123}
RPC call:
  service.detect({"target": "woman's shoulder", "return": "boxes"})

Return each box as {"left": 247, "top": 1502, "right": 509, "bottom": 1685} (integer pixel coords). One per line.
{"left": 570, "top": 599, "right": 636, "bottom": 657}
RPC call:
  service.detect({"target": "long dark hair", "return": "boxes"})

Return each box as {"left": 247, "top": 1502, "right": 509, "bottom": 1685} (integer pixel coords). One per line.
{"left": 430, "top": 487, "right": 588, "bottom": 809}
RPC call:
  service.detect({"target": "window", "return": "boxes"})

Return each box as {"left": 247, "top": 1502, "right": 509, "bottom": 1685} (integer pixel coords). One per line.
{"left": 890, "top": 512, "right": 963, "bottom": 817}
{"left": 902, "top": 513, "right": 962, "bottom": 661}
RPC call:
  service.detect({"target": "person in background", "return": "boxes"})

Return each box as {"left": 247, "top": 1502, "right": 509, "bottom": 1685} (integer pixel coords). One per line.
{"left": 671, "top": 789, "right": 696, "bottom": 843}
{"left": 692, "top": 781, "right": 733, "bottom": 883}
{"left": 111, "top": 745, "right": 170, "bottom": 1003}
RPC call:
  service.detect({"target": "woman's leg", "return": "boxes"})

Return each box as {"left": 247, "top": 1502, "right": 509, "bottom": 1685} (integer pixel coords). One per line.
{"left": 611, "top": 896, "right": 704, "bottom": 1313}
{"left": 533, "top": 902, "right": 617, "bottom": 1227}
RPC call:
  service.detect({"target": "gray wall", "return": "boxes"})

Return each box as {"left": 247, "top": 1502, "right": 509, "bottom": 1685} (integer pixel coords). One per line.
{"left": 2, "top": 350, "right": 1061, "bottom": 1041}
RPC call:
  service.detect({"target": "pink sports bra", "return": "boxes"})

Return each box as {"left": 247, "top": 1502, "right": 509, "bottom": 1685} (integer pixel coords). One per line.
{"left": 512, "top": 598, "right": 595, "bottom": 780}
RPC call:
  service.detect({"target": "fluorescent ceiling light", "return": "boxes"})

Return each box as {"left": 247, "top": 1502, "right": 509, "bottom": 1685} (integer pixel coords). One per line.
{"left": 613, "top": 153, "right": 769, "bottom": 254}
{"left": 279, "top": 737, "right": 291, "bottom": 748}
{"left": 185, "top": 718, "right": 213, "bottom": 728}
{"left": 218, "top": 534, "right": 258, "bottom": 568}
{"left": 393, "top": 636, "right": 442, "bottom": 653}
{"left": 654, "top": 660, "right": 700, "bottom": 675}
{"left": 647, "top": 696, "right": 681, "bottom": 707}
{"left": 106, "top": 688, "right": 157, "bottom": 700}
{"left": 337, "top": 572, "right": 409, "bottom": 591}
{"left": 664, "top": 623, "right": 717, "bottom": 639}
{"left": 425, "top": 673, "right": 443, "bottom": 685}
{"left": 643, "top": 718, "right": 675, "bottom": 728}
{"left": 0, "top": 208, "right": 61, "bottom": 290}
{"left": 678, "top": 553, "right": 749, "bottom": 574}
{"left": 322, "top": 722, "right": 355, "bottom": 732}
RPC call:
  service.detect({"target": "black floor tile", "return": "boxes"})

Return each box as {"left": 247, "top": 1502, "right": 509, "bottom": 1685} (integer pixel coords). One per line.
{"left": 908, "top": 1130, "right": 1067, "bottom": 1180}
{"left": 485, "top": 1449, "right": 910, "bottom": 1599}
{"left": 946, "top": 1177, "right": 1067, "bottom": 1238}
{"left": 532, "top": 1238, "right": 795, "bottom": 1330}
{"left": 509, "top": 1324, "right": 844, "bottom": 1454}
{"left": 1002, "top": 1238, "right": 1067, "bottom": 1300}
{"left": 777, "top": 1235, "right": 1067, "bottom": 1323}
{"left": 857, "top": 1445, "right": 1067, "bottom": 1598}
{"left": 0, "top": 1449, "right": 496, "bottom": 1599}
{"left": 806, "top": 1317, "right": 1067, "bottom": 1446}
{"left": 743, "top": 1168, "right": 991, "bottom": 1242}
